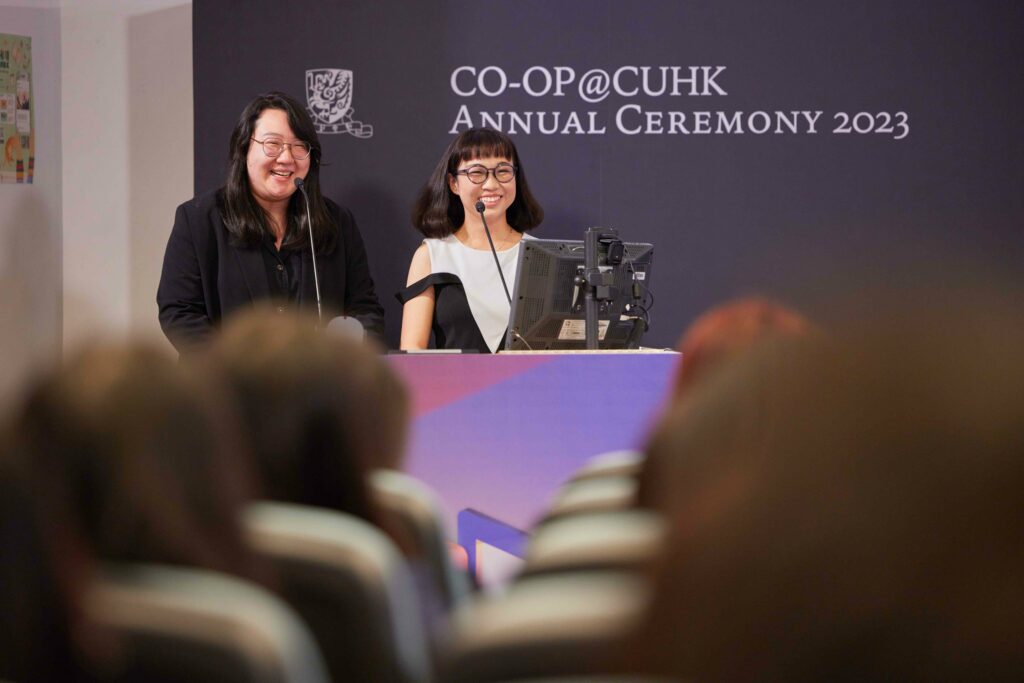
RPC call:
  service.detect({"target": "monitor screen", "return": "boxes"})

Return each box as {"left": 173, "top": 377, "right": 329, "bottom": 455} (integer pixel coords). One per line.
{"left": 505, "top": 237, "right": 654, "bottom": 350}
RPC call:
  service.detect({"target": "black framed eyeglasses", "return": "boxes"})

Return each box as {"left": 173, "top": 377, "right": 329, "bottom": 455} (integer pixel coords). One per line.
{"left": 453, "top": 163, "right": 517, "bottom": 185}
{"left": 251, "top": 137, "right": 313, "bottom": 161}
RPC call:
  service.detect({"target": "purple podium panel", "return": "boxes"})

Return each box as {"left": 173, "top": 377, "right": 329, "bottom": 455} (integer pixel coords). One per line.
{"left": 388, "top": 352, "right": 679, "bottom": 539}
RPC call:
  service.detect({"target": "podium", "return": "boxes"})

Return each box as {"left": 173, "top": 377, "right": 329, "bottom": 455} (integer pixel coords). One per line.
{"left": 388, "top": 351, "right": 679, "bottom": 578}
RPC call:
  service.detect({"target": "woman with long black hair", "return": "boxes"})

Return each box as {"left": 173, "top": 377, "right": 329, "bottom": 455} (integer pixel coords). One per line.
{"left": 158, "top": 91, "right": 384, "bottom": 351}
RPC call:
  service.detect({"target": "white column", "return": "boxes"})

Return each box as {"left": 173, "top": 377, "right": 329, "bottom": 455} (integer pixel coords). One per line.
{"left": 61, "top": 0, "right": 193, "bottom": 351}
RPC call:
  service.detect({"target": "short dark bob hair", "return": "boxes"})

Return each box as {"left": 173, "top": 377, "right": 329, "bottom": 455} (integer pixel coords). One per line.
{"left": 219, "top": 92, "right": 336, "bottom": 254}
{"left": 411, "top": 128, "right": 544, "bottom": 238}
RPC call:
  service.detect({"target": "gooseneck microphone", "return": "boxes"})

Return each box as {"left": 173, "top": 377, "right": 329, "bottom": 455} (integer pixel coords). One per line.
{"left": 294, "top": 177, "right": 323, "bottom": 325}
{"left": 475, "top": 200, "right": 512, "bottom": 305}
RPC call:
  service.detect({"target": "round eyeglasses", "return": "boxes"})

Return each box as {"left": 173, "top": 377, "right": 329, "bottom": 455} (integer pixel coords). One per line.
{"left": 453, "top": 163, "right": 517, "bottom": 185}
{"left": 251, "top": 137, "right": 313, "bottom": 161}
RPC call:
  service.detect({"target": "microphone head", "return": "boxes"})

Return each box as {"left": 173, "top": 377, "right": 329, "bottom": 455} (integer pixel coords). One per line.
{"left": 475, "top": 200, "right": 485, "bottom": 214}
{"left": 294, "top": 177, "right": 305, "bottom": 191}
{"left": 325, "top": 315, "right": 366, "bottom": 341}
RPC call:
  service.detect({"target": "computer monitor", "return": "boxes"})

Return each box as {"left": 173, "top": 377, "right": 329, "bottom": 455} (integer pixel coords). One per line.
{"left": 504, "top": 237, "right": 654, "bottom": 350}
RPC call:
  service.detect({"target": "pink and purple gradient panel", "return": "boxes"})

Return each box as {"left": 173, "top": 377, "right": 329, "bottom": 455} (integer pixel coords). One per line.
{"left": 388, "top": 353, "right": 679, "bottom": 536}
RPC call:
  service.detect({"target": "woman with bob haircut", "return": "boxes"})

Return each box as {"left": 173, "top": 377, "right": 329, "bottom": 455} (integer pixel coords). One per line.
{"left": 398, "top": 128, "right": 543, "bottom": 353}
{"left": 158, "top": 91, "right": 384, "bottom": 352}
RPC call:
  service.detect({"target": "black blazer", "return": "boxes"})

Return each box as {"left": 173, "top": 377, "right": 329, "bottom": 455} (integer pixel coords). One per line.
{"left": 157, "top": 190, "right": 385, "bottom": 352}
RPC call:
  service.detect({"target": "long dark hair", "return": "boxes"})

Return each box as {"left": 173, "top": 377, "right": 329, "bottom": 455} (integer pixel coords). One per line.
{"left": 219, "top": 91, "right": 337, "bottom": 254}
{"left": 411, "top": 128, "right": 544, "bottom": 238}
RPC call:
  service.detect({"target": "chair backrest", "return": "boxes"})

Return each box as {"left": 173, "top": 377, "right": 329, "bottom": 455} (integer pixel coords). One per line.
{"left": 370, "top": 468, "right": 470, "bottom": 611}
{"left": 83, "top": 563, "right": 330, "bottom": 683}
{"left": 539, "top": 476, "right": 638, "bottom": 526}
{"left": 568, "top": 451, "right": 646, "bottom": 484}
{"left": 440, "top": 572, "right": 649, "bottom": 683}
{"left": 520, "top": 510, "right": 664, "bottom": 579}
{"left": 244, "top": 501, "right": 433, "bottom": 683}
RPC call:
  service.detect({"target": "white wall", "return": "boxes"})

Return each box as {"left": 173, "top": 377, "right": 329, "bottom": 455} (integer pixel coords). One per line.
{"left": 0, "top": 0, "right": 192, "bottom": 406}
{"left": 0, "top": 3, "right": 62, "bottom": 407}
{"left": 60, "top": 0, "right": 193, "bottom": 351}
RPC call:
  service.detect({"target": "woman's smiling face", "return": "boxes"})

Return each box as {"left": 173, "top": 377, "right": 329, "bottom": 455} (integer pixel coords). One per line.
{"left": 246, "top": 108, "right": 310, "bottom": 211}
{"left": 448, "top": 156, "right": 517, "bottom": 223}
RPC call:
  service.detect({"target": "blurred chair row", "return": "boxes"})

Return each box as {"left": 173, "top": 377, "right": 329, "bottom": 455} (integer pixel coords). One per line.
{"left": 84, "top": 465, "right": 441, "bottom": 683}
{"left": 439, "top": 450, "right": 661, "bottom": 683}
{"left": 85, "top": 562, "right": 330, "bottom": 683}
{"left": 80, "top": 451, "right": 666, "bottom": 683}
{"left": 89, "top": 500, "right": 431, "bottom": 683}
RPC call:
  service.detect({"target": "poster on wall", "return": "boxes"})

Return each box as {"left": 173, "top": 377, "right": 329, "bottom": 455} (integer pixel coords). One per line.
{"left": 0, "top": 34, "right": 33, "bottom": 184}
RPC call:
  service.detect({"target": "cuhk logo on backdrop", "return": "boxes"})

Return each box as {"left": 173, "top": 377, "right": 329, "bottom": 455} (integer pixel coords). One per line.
{"left": 305, "top": 68, "right": 373, "bottom": 138}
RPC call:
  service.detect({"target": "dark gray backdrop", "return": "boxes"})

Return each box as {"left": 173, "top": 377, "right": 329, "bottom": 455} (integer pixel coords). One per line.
{"left": 193, "top": 1, "right": 1023, "bottom": 349}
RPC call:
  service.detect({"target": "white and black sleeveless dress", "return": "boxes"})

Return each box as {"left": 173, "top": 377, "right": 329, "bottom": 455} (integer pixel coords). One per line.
{"left": 396, "top": 235, "right": 521, "bottom": 354}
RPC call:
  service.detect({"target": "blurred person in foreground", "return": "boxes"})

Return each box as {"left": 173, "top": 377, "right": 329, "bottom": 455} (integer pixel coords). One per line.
{"left": 670, "top": 295, "right": 813, "bottom": 400}
{"left": 0, "top": 458, "right": 82, "bottom": 682}
{"left": 630, "top": 295, "right": 1024, "bottom": 681}
{"left": 202, "top": 308, "right": 457, "bottom": 642}
{"left": 1, "top": 341, "right": 262, "bottom": 681}
{"left": 158, "top": 91, "right": 384, "bottom": 352}
{"left": 204, "top": 308, "right": 410, "bottom": 515}
{"left": 636, "top": 296, "right": 813, "bottom": 506}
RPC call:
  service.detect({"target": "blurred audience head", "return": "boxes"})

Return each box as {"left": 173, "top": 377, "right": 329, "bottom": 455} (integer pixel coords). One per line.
{"left": 634, "top": 296, "right": 1024, "bottom": 681}
{"left": 638, "top": 296, "right": 813, "bottom": 506}
{"left": 8, "top": 341, "right": 257, "bottom": 575}
{"left": 672, "top": 295, "right": 813, "bottom": 399}
{"left": 2, "top": 340, "right": 260, "bottom": 680}
{"left": 204, "top": 308, "right": 410, "bottom": 522}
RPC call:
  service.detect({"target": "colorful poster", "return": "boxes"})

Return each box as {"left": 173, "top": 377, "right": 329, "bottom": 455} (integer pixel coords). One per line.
{"left": 0, "top": 34, "right": 33, "bottom": 184}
